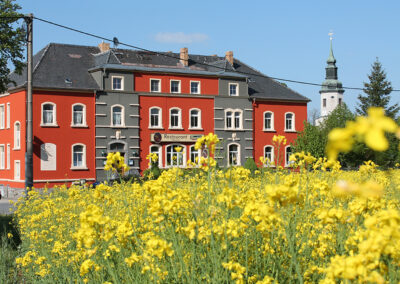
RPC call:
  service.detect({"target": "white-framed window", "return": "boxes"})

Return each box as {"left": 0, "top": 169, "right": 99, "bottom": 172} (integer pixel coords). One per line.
{"left": 228, "top": 143, "right": 240, "bottom": 166}
{"left": 264, "top": 145, "right": 274, "bottom": 166}
{"left": 189, "top": 108, "right": 202, "bottom": 129}
{"left": 149, "top": 107, "right": 162, "bottom": 128}
{"left": 14, "top": 121, "right": 20, "bottom": 150}
{"left": 72, "top": 103, "right": 87, "bottom": 126}
{"left": 14, "top": 160, "right": 20, "bottom": 180}
{"left": 111, "top": 105, "right": 124, "bottom": 127}
{"left": 166, "top": 144, "right": 186, "bottom": 167}
{"left": 263, "top": 111, "right": 274, "bottom": 131}
{"left": 149, "top": 145, "right": 162, "bottom": 167}
{"left": 112, "top": 76, "right": 124, "bottom": 91}
{"left": 190, "top": 81, "right": 200, "bottom": 94}
{"left": 41, "top": 102, "right": 57, "bottom": 126}
{"left": 170, "top": 80, "right": 181, "bottom": 93}
{"left": 285, "top": 146, "right": 292, "bottom": 167}
{"left": 190, "top": 145, "right": 200, "bottom": 165}
{"left": 225, "top": 109, "right": 242, "bottom": 130}
{"left": 150, "top": 79, "right": 161, "bottom": 92}
{"left": 0, "top": 145, "right": 4, "bottom": 169}
{"left": 6, "top": 103, "right": 10, "bottom": 129}
{"left": 71, "top": 144, "right": 87, "bottom": 169}
{"left": 285, "top": 112, "right": 295, "bottom": 131}
{"left": 0, "top": 104, "right": 4, "bottom": 129}
{"left": 6, "top": 144, "right": 10, "bottom": 169}
{"left": 169, "top": 108, "right": 182, "bottom": 129}
{"left": 229, "top": 83, "right": 238, "bottom": 96}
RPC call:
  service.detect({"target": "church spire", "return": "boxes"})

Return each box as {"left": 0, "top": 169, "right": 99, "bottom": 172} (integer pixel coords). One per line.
{"left": 320, "top": 32, "right": 344, "bottom": 94}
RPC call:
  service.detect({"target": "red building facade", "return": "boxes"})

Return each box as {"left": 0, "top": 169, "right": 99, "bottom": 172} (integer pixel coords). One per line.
{"left": 0, "top": 43, "right": 309, "bottom": 195}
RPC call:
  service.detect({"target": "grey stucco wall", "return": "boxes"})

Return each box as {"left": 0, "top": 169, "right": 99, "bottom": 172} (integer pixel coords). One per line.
{"left": 95, "top": 71, "right": 139, "bottom": 181}
{"left": 214, "top": 78, "right": 253, "bottom": 166}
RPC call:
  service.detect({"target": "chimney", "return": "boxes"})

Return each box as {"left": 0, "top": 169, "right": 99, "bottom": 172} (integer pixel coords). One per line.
{"left": 98, "top": 42, "right": 110, "bottom": 53}
{"left": 180, "top": 47, "right": 189, "bottom": 67}
{"left": 225, "top": 51, "right": 234, "bottom": 65}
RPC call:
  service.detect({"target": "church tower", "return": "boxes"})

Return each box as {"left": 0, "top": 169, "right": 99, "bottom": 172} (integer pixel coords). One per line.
{"left": 316, "top": 35, "right": 344, "bottom": 126}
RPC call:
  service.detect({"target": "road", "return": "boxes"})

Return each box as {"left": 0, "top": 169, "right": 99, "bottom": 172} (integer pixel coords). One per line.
{"left": 0, "top": 198, "right": 16, "bottom": 215}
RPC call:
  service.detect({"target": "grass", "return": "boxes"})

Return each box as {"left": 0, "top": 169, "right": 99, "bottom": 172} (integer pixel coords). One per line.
{"left": 0, "top": 214, "right": 21, "bottom": 284}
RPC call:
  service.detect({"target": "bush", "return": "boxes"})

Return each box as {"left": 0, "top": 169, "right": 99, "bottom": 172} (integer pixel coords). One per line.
{"left": 244, "top": 157, "right": 257, "bottom": 173}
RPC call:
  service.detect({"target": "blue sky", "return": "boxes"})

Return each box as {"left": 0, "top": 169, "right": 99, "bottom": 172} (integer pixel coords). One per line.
{"left": 17, "top": 0, "right": 400, "bottom": 116}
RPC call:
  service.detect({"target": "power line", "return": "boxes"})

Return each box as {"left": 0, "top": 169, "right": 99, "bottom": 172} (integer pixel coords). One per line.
{"left": 3, "top": 15, "right": 400, "bottom": 92}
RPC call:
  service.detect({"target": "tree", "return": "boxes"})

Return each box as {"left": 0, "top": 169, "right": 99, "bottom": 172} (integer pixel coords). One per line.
{"left": 356, "top": 58, "right": 400, "bottom": 119}
{"left": 292, "top": 104, "right": 358, "bottom": 166}
{"left": 0, "top": 0, "right": 25, "bottom": 93}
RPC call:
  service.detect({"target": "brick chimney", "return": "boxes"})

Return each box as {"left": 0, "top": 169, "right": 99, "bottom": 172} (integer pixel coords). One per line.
{"left": 98, "top": 42, "right": 110, "bottom": 53}
{"left": 225, "top": 51, "right": 234, "bottom": 65}
{"left": 180, "top": 47, "right": 189, "bottom": 67}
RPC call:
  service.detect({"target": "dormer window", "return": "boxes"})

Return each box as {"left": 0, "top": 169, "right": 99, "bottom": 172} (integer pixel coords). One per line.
{"left": 112, "top": 76, "right": 123, "bottom": 90}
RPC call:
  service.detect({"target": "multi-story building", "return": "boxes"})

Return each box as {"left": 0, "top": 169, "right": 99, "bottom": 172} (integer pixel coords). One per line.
{"left": 0, "top": 42, "right": 309, "bottom": 195}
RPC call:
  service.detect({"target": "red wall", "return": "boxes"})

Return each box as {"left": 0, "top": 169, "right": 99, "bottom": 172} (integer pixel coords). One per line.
{"left": 253, "top": 101, "right": 307, "bottom": 167}
{"left": 32, "top": 90, "right": 95, "bottom": 188}
{"left": 139, "top": 96, "right": 215, "bottom": 170}
{"left": 135, "top": 73, "right": 219, "bottom": 95}
{"left": 0, "top": 91, "right": 26, "bottom": 189}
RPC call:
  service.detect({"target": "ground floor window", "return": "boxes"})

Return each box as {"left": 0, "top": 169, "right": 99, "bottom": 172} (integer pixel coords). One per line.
{"left": 190, "top": 145, "right": 200, "bottom": 165}
{"left": 286, "top": 146, "right": 292, "bottom": 166}
{"left": 228, "top": 144, "right": 240, "bottom": 166}
{"left": 150, "top": 145, "right": 162, "bottom": 167}
{"left": 166, "top": 144, "right": 185, "bottom": 167}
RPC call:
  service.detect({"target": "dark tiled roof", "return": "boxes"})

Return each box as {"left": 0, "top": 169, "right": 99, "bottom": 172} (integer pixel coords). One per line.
{"left": 7, "top": 43, "right": 310, "bottom": 102}
{"left": 9, "top": 43, "right": 100, "bottom": 91}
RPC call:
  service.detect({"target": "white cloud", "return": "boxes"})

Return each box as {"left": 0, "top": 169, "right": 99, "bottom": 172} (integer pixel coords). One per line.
{"left": 154, "top": 32, "right": 209, "bottom": 44}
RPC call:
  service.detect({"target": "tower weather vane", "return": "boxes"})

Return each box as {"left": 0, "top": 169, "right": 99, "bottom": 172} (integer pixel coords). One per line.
{"left": 328, "top": 31, "right": 334, "bottom": 41}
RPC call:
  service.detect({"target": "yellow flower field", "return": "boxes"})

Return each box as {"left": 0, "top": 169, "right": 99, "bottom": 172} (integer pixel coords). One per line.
{"left": 11, "top": 108, "right": 400, "bottom": 283}
{"left": 12, "top": 163, "right": 400, "bottom": 283}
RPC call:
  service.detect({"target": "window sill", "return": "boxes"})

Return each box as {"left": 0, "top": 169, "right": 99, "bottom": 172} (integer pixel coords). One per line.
{"left": 40, "top": 124, "right": 59, "bottom": 128}
{"left": 190, "top": 92, "right": 201, "bottom": 95}
{"left": 111, "top": 125, "right": 126, "bottom": 129}
{"left": 13, "top": 148, "right": 21, "bottom": 151}
{"left": 284, "top": 130, "right": 297, "bottom": 133}
{"left": 188, "top": 127, "right": 203, "bottom": 131}
{"left": 224, "top": 128, "right": 244, "bottom": 131}
{"left": 71, "top": 125, "right": 88, "bottom": 128}
{"left": 263, "top": 129, "right": 276, "bottom": 132}
{"left": 70, "top": 167, "right": 89, "bottom": 171}
{"left": 112, "top": 89, "right": 124, "bottom": 91}
{"left": 149, "top": 127, "right": 164, "bottom": 130}
{"left": 150, "top": 90, "right": 161, "bottom": 93}
{"left": 168, "top": 127, "right": 184, "bottom": 130}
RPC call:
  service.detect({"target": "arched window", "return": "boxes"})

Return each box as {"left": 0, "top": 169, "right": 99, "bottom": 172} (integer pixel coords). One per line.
{"left": 14, "top": 121, "right": 20, "bottom": 149}
{"left": 111, "top": 105, "right": 124, "bottom": 126}
{"left": 285, "top": 146, "right": 292, "bottom": 166}
{"left": 166, "top": 144, "right": 185, "bottom": 167}
{"left": 71, "top": 144, "right": 86, "bottom": 169}
{"left": 72, "top": 104, "right": 86, "bottom": 126}
{"left": 285, "top": 112, "right": 295, "bottom": 131}
{"left": 149, "top": 107, "right": 162, "bottom": 128}
{"left": 264, "top": 145, "right": 274, "bottom": 166}
{"left": 41, "top": 102, "right": 57, "bottom": 126}
{"left": 228, "top": 143, "right": 240, "bottom": 166}
{"left": 190, "top": 145, "right": 200, "bottom": 165}
{"left": 264, "top": 111, "right": 274, "bottom": 131}
{"left": 149, "top": 145, "right": 162, "bottom": 167}
{"left": 169, "top": 108, "right": 182, "bottom": 129}
{"left": 109, "top": 142, "right": 126, "bottom": 158}
{"left": 189, "top": 109, "right": 201, "bottom": 129}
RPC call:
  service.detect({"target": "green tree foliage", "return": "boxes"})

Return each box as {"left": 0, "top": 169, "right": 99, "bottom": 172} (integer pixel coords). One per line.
{"left": 356, "top": 58, "right": 400, "bottom": 119}
{"left": 0, "top": 0, "right": 25, "bottom": 93}
{"left": 292, "top": 104, "right": 358, "bottom": 166}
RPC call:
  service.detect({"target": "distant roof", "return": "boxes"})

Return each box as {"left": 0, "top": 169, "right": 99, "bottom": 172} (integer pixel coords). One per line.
{"left": 8, "top": 43, "right": 310, "bottom": 102}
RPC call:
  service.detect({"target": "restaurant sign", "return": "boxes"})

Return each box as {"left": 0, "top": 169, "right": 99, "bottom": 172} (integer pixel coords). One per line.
{"left": 151, "top": 132, "right": 202, "bottom": 143}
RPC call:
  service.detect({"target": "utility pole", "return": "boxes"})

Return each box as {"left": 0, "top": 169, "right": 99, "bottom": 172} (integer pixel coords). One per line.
{"left": 25, "top": 14, "right": 33, "bottom": 192}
